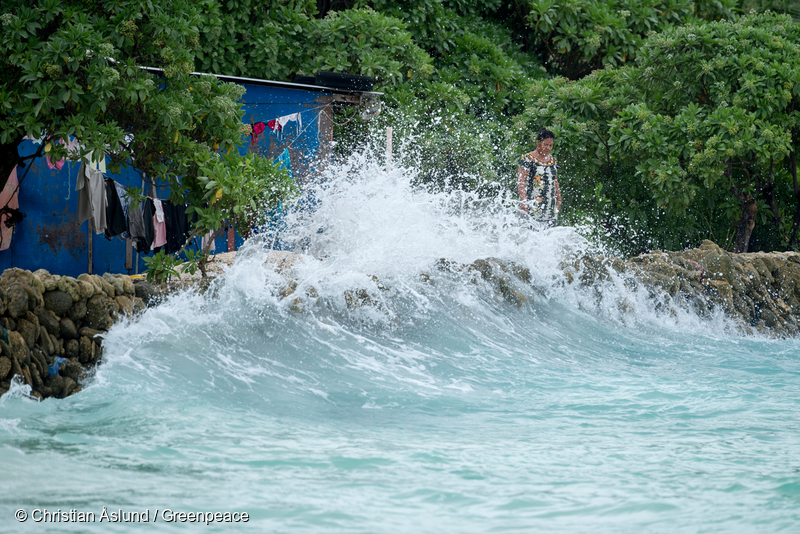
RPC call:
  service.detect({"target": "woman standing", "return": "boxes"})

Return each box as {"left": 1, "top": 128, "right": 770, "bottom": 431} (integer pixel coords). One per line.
{"left": 517, "top": 128, "right": 561, "bottom": 228}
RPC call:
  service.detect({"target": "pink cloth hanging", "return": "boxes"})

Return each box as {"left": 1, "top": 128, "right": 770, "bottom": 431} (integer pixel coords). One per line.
{"left": 152, "top": 199, "right": 167, "bottom": 249}
{"left": 42, "top": 136, "right": 83, "bottom": 169}
{"left": 46, "top": 138, "right": 65, "bottom": 170}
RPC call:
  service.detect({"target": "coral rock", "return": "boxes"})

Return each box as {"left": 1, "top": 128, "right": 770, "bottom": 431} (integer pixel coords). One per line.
{"left": 43, "top": 290, "right": 74, "bottom": 317}
{"left": 57, "top": 276, "right": 82, "bottom": 302}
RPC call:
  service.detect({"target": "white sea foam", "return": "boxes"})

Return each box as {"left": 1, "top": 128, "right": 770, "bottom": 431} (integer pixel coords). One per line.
{"left": 203, "top": 146, "right": 741, "bottom": 341}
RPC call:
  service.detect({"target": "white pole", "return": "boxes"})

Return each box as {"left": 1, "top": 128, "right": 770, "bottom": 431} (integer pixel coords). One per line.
{"left": 386, "top": 127, "right": 392, "bottom": 173}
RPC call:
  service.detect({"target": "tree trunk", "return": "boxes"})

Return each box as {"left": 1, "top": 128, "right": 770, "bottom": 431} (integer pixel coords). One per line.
{"left": 316, "top": 0, "right": 330, "bottom": 17}
{"left": 789, "top": 137, "right": 800, "bottom": 249}
{"left": 765, "top": 185, "right": 781, "bottom": 227}
{"left": 735, "top": 193, "right": 758, "bottom": 253}
{"left": 763, "top": 157, "right": 784, "bottom": 241}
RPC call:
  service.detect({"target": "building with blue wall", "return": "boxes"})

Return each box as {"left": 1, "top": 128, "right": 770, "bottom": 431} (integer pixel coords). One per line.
{"left": 0, "top": 74, "right": 377, "bottom": 277}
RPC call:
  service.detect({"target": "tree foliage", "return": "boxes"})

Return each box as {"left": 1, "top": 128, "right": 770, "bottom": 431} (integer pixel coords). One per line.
{"left": 6, "top": 0, "right": 800, "bottom": 264}
{"left": 739, "top": 0, "right": 800, "bottom": 21}
{"left": 0, "top": 0, "right": 299, "bottom": 276}
{"left": 523, "top": 0, "right": 737, "bottom": 79}
{"left": 0, "top": 0, "right": 202, "bottom": 185}
{"left": 614, "top": 11, "right": 800, "bottom": 252}
{"left": 195, "top": 2, "right": 433, "bottom": 85}
{"left": 524, "top": 11, "right": 800, "bottom": 254}
{"left": 188, "top": 151, "right": 297, "bottom": 245}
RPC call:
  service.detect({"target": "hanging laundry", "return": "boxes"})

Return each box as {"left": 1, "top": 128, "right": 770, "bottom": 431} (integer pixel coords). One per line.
{"left": 272, "top": 148, "right": 294, "bottom": 213}
{"left": 278, "top": 112, "right": 302, "bottom": 130}
{"left": 112, "top": 180, "right": 131, "bottom": 239}
{"left": 76, "top": 163, "right": 107, "bottom": 234}
{"left": 251, "top": 122, "right": 267, "bottom": 145}
{"left": 163, "top": 200, "right": 190, "bottom": 254}
{"left": 274, "top": 148, "right": 293, "bottom": 179}
{"left": 64, "top": 136, "right": 82, "bottom": 159}
{"left": 46, "top": 157, "right": 64, "bottom": 170}
{"left": 151, "top": 198, "right": 167, "bottom": 249}
{"left": 0, "top": 167, "right": 20, "bottom": 251}
{"left": 140, "top": 198, "right": 156, "bottom": 253}
{"left": 23, "top": 134, "right": 45, "bottom": 145}
{"left": 43, "top": 136, "right": 83, "bottom": 170}
{"left": 128, "top": 200, "right": 148, "bottom": 252}
{"left": 104, "top": 177, "right": 127, "bottom": 240}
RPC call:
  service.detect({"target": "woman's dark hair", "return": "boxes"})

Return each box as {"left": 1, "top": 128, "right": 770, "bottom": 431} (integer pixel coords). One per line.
{"left": 536, "top": 128, "right": 555, "bottom": 142}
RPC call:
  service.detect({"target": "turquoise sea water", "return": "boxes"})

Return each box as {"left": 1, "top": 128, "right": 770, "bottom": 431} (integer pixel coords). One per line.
{"left": 1, "top": 156, "right": 799, "bottom": 533}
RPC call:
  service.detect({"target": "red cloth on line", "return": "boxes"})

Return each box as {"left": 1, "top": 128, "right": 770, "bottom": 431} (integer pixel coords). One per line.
{"left": 251, "top": 122, "right": 267, "bottom": 145}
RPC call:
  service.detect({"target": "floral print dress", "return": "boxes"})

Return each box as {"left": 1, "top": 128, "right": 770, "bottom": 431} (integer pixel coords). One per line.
{"left": 519, "top": 151, "right": 559, "bottom": 222}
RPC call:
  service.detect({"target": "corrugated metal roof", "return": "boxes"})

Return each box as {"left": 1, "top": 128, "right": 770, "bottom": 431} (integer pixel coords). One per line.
{"left": 140, "top": 67, "right": 383, "bottom": 97}
{"left": 211, "top": 73, "right": 383, "bottom": 97}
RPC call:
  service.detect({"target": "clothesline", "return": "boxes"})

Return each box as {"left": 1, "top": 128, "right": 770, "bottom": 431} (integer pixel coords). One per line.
{"left": 76, "top": 163, "right": 192, "bottom": 256}
{"left": 285, "top": 113, "right": 321, "bottom": 151}
{"left": 251, "top": 108, "right": 315, "bottom": 144}
{"left": 319, "top": 105, "right": 362, "bottom": 127}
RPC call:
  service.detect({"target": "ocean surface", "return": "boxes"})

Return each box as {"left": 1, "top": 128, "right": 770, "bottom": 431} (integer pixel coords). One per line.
{"left": 1, "top": 155, "right": 799, "bottom": 533}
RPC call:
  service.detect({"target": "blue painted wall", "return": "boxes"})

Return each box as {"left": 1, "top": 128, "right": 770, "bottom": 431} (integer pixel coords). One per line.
{"left": 241, "top": 83, "right": 329, "bottom": 176}
{"left": 0, "top": 81, "right": 331, "bottom": 277}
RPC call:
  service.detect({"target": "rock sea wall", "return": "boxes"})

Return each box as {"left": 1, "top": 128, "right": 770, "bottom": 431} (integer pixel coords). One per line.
{"left": 563, "top": 240, "right": 800, "bottom": 337}
{"left": 270, "top": 241, "right": 800, "bottom": 337}
{"left": 2, "top": 239, "right": 798, "bottom": 400}
{"left": 0, "top": 268, "right": 150, "bottom": 399}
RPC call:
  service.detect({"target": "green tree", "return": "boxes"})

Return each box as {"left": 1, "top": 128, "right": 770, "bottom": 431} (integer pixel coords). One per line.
{"left": 0, "top": 0, "right": 205, "bottom": 187}
{"left": 195, "top": 2, "right": 434, "bottom": 85}
{"left": 0, "top": 0, "right": 299, "bottom": 275}
{"left": 183, "top": 151, "right": 297, "bottom": 275}
{"left": 739, "top": 0, "right": 800, "bottom": 21}
{"left": 523, "top": 0, "right": 736, "bottom": 79}
{"left": 523, "top": 11, "right": 800, "bottom": 254}
{"left": 612, "top": 11, "right": 800, "bottom": 252}
{"left": 194, "top": 0, "right": 316, "bottom": 80}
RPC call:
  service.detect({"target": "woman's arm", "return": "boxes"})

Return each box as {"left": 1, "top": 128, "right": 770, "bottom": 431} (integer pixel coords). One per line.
{"left": 517, "top": 166, "right": 529, "bottom": 213}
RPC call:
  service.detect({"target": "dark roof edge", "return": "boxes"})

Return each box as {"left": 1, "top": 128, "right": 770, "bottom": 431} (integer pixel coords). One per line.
{"left": 140, "top": 66, "right": 383, "bottom": 96}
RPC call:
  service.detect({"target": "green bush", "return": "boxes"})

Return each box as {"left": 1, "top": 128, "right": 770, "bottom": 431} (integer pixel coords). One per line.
{"left": 522, "top": 0, "right": 736, "bottom": 79}
{"left": 522, "top": 11, "right": 800, "bottom": 254}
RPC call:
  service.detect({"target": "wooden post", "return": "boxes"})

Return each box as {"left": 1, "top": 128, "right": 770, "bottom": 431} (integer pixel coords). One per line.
{"left": 316, "top": 97, "right": 334, "bottom": 181}
{"left": 227, "top": 226, "right": 235, "bottom": 252}
{"left": 125, "top": 238, "right": 133, "bottom": 270}
{"left": 87, "top": 224, "right": 92, "bottom": 274}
